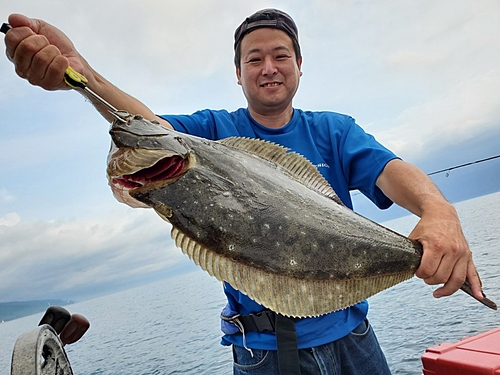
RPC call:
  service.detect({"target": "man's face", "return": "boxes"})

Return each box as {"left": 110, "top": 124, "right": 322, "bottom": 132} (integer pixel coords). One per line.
{"left": 236, "top": 28, "right": 302, "bottom": 116}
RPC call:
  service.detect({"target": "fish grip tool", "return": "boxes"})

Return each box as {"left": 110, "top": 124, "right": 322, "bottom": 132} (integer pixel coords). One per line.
{"left": 1, "top": 22, "right": 126, "bottom": 122}
{"left": 62, "top": 66, "right": 123, "bottom": 115}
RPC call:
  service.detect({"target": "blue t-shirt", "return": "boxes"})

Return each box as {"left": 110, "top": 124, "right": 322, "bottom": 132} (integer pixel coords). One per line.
{"left": 159, "top": 108, "right": 398, "bottom": 350}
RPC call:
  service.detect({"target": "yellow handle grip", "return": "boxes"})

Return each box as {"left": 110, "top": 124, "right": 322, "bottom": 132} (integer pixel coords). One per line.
{"left": 63, "top": 66, "right": 88, "bottom": 89}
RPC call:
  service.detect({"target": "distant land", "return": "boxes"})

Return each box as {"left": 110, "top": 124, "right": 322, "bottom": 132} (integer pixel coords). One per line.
{"left": 0, "top": 299, "right": 75, "bottom": 322}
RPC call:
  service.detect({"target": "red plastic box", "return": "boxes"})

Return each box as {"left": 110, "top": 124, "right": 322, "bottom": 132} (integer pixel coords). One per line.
{"left": 422, "top": 327, "right": 500, "bottom": 374}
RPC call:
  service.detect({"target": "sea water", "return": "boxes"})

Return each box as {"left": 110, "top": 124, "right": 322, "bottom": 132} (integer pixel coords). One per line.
{"left": 1, "top": 192, "right": 499, "bottom": 375}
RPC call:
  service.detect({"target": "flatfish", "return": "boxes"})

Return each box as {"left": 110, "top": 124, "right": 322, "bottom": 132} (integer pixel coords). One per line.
{"left": 106, "top": 114, "right": 496, "bottom": 317}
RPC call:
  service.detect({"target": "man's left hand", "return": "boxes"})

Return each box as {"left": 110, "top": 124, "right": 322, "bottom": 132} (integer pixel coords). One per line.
{"left": 408, "top": 204, "right": 483, "bottom": 300}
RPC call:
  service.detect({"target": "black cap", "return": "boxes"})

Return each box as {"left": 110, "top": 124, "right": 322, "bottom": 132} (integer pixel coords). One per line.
{"left": 234, "top": 9, "right": 300, "bottom": 54}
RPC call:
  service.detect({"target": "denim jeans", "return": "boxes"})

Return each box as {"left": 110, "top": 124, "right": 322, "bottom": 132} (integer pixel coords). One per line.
{"left": 232, "top": 319, "right": 391, "bottom": 375}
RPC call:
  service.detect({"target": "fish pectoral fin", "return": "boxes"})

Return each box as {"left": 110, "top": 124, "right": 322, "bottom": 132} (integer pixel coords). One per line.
{"left": 195, "top": 168, "right": 235, "bottom": 192}
{"left": 211, "top": 176, "right": 235, "bottom": 191}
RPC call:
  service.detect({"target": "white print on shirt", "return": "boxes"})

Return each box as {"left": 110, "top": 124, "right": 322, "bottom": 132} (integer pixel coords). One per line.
{"left": 316, "top": 163, "right": 330, "bottom": 169}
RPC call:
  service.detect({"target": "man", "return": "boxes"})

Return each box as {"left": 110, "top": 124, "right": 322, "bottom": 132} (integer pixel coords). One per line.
{"left": 4, "top": 9, "right": 484, "bottom": 375}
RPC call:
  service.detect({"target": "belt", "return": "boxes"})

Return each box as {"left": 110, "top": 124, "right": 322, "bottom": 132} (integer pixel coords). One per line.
{"left": 221, "top": 311, "right": 301, "bottom": 375}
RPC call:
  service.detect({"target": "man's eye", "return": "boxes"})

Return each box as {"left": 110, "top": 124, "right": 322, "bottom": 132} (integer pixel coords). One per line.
{"left": 276, "top": 55, "right": 289, "bottom": 60}
{"left": 248, "top": 58, "right": 261, "bottom": 63}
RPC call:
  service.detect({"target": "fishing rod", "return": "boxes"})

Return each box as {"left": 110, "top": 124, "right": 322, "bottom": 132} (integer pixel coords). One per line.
{"left": 427, "top": 154, "right": 500, "bottom": 177}
{"left": 350, "top": 153, "right": 500, "bottom": 197}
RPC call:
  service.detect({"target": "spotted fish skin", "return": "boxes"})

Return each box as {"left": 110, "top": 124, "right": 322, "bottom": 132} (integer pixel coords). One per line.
{"left": 107, "top": 114, "right": 497, "bottom": 317}
{"left": 133, "top": 148, "right": 421, "bottom": 280}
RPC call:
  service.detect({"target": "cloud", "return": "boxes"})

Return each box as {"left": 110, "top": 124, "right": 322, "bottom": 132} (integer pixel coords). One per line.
{"left": 0, "top": 189, "right": 15, "bottom": 204}
{"left": 0, "top": 213, "right": 20, "bottom": 227}
{"left": 0, "top": 207, "right": 184, "bottom": 301}
{"left": 385, "top": 50, "right": 445, "bottom": 69}
{"left": 376, "top": 68, "right": 500, "bottom": 162}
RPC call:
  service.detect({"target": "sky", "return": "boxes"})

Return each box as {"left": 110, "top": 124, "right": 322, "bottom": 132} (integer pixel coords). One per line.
{"left": 0, "top": 0, "right": 499, "bottom": 303}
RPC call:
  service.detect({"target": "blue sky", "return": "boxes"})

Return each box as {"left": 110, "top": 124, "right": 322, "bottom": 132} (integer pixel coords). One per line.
{"left": 1, "top": 0, "right": 499, "bottom": 302}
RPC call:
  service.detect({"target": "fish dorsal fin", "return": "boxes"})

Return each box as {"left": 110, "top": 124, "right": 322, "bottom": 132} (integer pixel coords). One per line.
{"left": 220, "top": 137, "right": 344, "bottom": 205}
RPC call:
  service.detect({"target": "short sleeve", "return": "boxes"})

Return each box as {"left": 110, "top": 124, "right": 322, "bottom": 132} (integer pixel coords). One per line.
{"left": 340, "top": 118, "right": 399, "bottom": 209}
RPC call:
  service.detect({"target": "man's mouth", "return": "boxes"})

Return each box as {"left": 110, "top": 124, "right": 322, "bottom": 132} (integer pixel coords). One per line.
{"left": 261, "top": 82, "right": 282, "bottom": 87}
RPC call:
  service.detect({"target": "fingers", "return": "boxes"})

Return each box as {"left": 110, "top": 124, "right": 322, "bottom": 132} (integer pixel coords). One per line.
{"left": 4, "top": 14, "right": 75, "bottom": 91}
{"left": 413, "top": 238, "right": 444, "bottom": 281}
{"left": 7, "top": 13, "right": 32, "bottom": 29}
{"left": 414, "top": 235, "right": 484, "bottom": 300}
{"left": 464, "top": 261, "right": 484, "bottom": 301}
{"left": 4, "top": 23, "right": 35, "bottom": 61}
{"left": 12, "top": 33, "right": 50, "bottom": 78}
{"left": 8, "top": 32, "right": 69, "bottom": 90}
{"left": 26, "top": 43, "right": 69, "bottom": 89}
{"left": 431, "top": 255, "right": 467, "bottom": 298}
{"left": 432, "top": 259, "right": 484, "bottom": 301}
{"left": 8, "top": 13, "right": 56, "bottom": 39}
{"left": 408, "top": 206, "right": 478, "bottom": 299}
{"left": 415, "top": 237, "right": 465, "bottom": 284}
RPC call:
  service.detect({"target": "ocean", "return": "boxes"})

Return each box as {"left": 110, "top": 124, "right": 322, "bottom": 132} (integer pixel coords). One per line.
{"left": 1, "top": 192, "right": 499, "bottom": 374}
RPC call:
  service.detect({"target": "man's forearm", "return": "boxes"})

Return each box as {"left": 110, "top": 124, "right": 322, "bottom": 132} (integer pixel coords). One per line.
{"left": 375, "top": 159, "right": 485, "bottom": 300}
{"left": 375, "top": 159, "right": 452, "bottom": 218}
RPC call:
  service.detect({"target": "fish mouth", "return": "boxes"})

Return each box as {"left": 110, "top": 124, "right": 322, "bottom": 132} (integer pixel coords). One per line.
{"left": 113, "top": 154, "right": 186, "bottom": 188}
{"left": 107, "top": 147, "right": 189, "bottom": 206}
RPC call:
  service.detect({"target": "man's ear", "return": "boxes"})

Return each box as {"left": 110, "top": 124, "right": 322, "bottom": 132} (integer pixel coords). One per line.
{"left": 236, "top": 66, "right": 242, "bottom": 86}
{"left": 298, "top": 57, "right": 303, "bottom": 77}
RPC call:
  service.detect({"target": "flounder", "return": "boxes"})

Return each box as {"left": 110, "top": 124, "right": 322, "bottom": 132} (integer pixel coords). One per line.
{"left": 106, "top": 113, "right": 496, "bottom": 317}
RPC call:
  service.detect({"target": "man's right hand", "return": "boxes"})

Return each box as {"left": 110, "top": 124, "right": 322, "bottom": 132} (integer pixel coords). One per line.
{"left": 4, "top": 13, "right": 83, "bottom": 91}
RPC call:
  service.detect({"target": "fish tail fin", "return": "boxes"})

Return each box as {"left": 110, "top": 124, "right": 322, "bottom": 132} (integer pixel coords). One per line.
{"left": 460, "top": 279, "right": 497, "bottom": 310}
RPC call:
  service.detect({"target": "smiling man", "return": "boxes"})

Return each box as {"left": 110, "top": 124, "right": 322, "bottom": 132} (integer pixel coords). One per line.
{"left": 236, "top": 27, "right": 302, "bottom": 125}
{"left": 4, "top": 8, "right": 484, "bottom": 375}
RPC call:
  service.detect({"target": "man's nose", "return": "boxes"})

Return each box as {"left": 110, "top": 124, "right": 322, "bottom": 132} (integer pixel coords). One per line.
{"left": 262, "top": 57, "right": 278, "bottom": 76}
